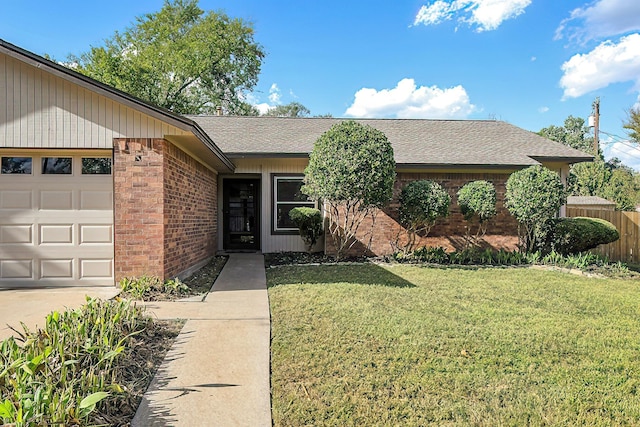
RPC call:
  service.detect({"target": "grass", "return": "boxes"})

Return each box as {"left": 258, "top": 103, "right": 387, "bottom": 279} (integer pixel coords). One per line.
{"left": 268, "top": 264, "right": 640, "bottom": 426}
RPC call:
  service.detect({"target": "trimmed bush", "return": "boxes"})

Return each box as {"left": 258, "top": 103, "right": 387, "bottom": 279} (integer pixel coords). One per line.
{"left": 505, "top": 166, "right": 566, "bottom": 252}
{"left": 457, "top": 180, "right": 497, "bottom": 245}
{"left": 398, "top": 180, "right": 450, "bottom": 252}
{"left": 289, "top": 207, "right": 323, "bottom": 252}
{"left": 540, "top": 217, "right": 620, "bottom": 255}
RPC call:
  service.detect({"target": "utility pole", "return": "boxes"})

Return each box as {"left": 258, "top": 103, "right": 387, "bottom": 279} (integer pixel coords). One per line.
{"left": 592, "top": 97, "right": 600, "bottom": 155}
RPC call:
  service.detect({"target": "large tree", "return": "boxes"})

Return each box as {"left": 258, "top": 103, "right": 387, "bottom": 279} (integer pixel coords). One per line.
{"left": 538, "top": 115, "right": 594, "bottom": 154}
{"left": 540, "top": 115, "right": 640, "bottom": 211}
{"left": 262, "top": 102, "right": 310, "bottom": 117}
{"left": 623, "top": 106, "right": 640, "bottom": 143}
{"left": 303, "top": 121, "right": 396, "bottom": 259}
{"left": 70, "top": 0, "right": 264, "bottom": 115}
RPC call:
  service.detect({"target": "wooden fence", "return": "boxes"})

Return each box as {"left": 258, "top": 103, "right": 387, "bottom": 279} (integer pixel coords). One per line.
{"left": 566, "top": 208, "right": 640, "bottom": 265}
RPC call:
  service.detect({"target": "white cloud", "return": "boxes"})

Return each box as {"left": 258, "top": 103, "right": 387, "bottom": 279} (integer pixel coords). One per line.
{"left": 414, "top": 0, "right": 531, "bottom": 32}
{"left": 268, "top": 83, "right": 281, "bottom": 104}
{"left": 560, "top": 34, "right": 640, "bottom": 99}
{"left": 345, "top": 78, "right": 476, "bottom": 119}
{"left": 538, "top": 106, "right": 549, "bottom": 113}
{"left": 556, "top": 0, "right": 640, "bottom": 43}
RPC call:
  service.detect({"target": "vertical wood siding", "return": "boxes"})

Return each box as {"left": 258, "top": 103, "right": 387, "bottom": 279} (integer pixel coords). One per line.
{"left": 0, "top": 53, "right": 187, "bottom": 148}
{"left": 224, "top": 158, "right": 317, "bottom": 253}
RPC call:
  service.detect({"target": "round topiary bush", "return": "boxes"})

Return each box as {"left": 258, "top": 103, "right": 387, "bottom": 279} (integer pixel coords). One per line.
{"left": 398, "top": 180, "right": 450, "bottom": 251}
{"left": 540, "top": 217, "right": 619, "bottom": 255}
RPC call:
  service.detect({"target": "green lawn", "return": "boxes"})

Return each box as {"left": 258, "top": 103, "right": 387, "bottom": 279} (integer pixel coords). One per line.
{"left": 267, "top": 264, "right": 640, "bottom": 426}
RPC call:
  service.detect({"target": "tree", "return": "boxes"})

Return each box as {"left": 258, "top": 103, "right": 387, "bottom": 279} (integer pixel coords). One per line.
{"left": 398, "top": 180, "right": 450, "bottom": 252}
{"left": 70, "top": 0, "right": 265, "bottom": 115}
{"left": 505, "top": 166, "right": 566, "bottom": 252}
{"left": 303, "top": 121, "right": 396, "bottom": 259}
{"left": 538, "top": 115, "right": 594, "bottom": 154}
{"left": 457, "top": 180, "right": 497, "bottom": 246}
{"left": 289, "top": 207, "right": 323, "bottom": 252}
{"left": 623, "top": 106, "right": 640, "bottom": 143}
{"left": 262, "top": 102, "right": 310, "bottom": 117}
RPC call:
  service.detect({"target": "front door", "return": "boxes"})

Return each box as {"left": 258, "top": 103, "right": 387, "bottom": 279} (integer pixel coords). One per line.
{"left": 223, "top": 179, "right": 260, "bottom": 251}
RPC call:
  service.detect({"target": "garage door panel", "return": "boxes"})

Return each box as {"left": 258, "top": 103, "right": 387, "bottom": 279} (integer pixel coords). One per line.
{"left": 39, "top": 224, "right": 74, "bottom": 244}
{"left": 80, "top": 224, "right": 113, "bottom": 244}
{"left": 80, "top": 259, "right": 113, "bottom": 279}
{"left": 40, "top": 190, "right": 73, "bottom": 210}
{"left": 80, "top": 191, "right": 113, "bottom": 210}
{"left": 0, "top": 259, "right": 33, "bottom": 279}
{"left": 0, "top": 190, "right": 33, "bottom": 209}
{"left": 40, "top": 259, "right": 74, "bottom": 279}
{"left": 0, "top": 224, "right": 33, "bottom": 244}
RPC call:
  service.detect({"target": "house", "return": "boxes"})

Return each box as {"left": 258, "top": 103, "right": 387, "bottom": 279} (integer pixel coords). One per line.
{"left": 567, "top": 195, "right": 616, "bottom": 211}
{"left": 0, "top": 39, "right": 593, "bottom": 287}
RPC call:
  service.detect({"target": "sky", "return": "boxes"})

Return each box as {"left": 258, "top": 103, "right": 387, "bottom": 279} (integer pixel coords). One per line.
{"left": 2, "top": 0, "right": 640, "bottom": 170}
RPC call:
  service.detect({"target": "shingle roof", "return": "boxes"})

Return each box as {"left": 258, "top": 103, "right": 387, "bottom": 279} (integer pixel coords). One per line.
{"left": 190, "top": 116, "right": 593, "bottom": 168}
{"left": 567, "top": 195, "right": 616, "bottom": 206}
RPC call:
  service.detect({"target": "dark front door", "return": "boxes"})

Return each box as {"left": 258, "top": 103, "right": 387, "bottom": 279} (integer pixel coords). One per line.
{"left": 223, "top": 179, "right": 260, "bottom": 251}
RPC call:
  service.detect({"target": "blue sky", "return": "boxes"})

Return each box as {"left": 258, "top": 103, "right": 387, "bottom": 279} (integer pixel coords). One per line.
{"left": 2, "top": 0, "right": 640, "bottom": 170}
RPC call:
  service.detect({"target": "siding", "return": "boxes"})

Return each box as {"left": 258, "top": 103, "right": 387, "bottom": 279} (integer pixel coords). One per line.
{"left": 220, "top": 158, "right": 317, "bottom": 253}
{"left": 0, "top": 53, "right": 188, "bottom": 149}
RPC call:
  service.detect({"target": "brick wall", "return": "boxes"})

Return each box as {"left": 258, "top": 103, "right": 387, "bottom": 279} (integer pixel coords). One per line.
{"left": 114, "top": 138, "right": 218, "bottom": 281}
{"left": 114, "top": 138, "right": 165, "bottom": 279}
{"left": 325, "top": 171, "right": 519, "bottom": 256}
{"left": 163, "top": 142, "right": 218, "bottom": 278}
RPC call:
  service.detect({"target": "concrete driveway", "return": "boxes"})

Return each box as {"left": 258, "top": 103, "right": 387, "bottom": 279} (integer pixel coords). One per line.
{"left": 0, "top": 286, "right": 120, "bottom": 340}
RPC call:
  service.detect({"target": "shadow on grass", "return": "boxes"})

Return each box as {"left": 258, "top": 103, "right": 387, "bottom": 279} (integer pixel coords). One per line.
{"left": 267, "top": 263, "right": 415, "bottom": 288}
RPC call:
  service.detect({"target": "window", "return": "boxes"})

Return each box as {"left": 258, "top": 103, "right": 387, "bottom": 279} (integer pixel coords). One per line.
{"left": 273, "top": 175, "right": 315, "bottom": 233}
{"left": 1, "top": 157, "right": 32, "bottom": 174}
{"left": 42, "top": 157, "right": 72, "bottom": 174}
{"left": 82, "top": 158, "right": 112, "bottom": 174}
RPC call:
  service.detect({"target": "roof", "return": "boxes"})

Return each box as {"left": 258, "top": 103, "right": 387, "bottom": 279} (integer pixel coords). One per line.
{"left": 190, "top": 116, "right": 593, "bottom": 168}
{"left": 567, "top": 195, "right": 616, "bottom": 206}
{"left": 0, "top": 38, "right": 234, "bottom": 173}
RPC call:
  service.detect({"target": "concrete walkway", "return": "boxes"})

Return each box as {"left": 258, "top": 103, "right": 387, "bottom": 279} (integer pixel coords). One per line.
{"left": 132, "top": 253, "right": 272, "bottom": 426}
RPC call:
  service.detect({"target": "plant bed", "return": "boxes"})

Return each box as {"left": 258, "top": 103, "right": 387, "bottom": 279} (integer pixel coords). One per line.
{"left": 0, "top": 298, "right": 183, "bottom": 426}
{"left": 264, "top": 252, "right": 373, "bottom": 268}
{"left": 119, "top": 255, "right": 228, "bottom": 301}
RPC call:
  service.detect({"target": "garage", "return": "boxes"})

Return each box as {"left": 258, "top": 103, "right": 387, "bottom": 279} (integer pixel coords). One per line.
{"left": 0, "top": 151, "right": 114, "bottom": 287}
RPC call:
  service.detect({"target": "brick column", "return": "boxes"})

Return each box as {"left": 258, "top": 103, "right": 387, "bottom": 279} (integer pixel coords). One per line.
{"left": 113, "top": 138, "right": 165, "bottom": 281}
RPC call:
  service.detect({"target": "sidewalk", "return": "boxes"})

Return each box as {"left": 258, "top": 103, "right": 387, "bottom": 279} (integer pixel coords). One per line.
{"left": 132, "top": 253, "right": 272, "bottom": 426}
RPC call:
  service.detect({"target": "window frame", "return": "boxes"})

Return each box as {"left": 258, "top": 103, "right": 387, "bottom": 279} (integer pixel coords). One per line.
{"left": 271, "top": 174, "right": 316, "bottom": 235}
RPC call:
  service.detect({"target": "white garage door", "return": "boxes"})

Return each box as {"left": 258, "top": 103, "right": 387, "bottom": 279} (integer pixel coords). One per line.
{"left": 0, "top": 152, "right": 114, "bottom": 287}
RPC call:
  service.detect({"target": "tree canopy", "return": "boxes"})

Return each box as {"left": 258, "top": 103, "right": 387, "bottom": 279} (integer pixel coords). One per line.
{"left": 70, "top": 0, "right": 264, "bottom": 115}
{"left": 262, "top": 102, "right": 310, "bottom": 117}
{"left": 538, "top": 115, "right": 594, "bottom": 154}
{"left": 624, "top": 106, "right": 640, "bottom": 143}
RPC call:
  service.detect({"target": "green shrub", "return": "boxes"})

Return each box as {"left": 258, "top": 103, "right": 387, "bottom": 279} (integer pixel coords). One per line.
{"left": 505, "top": 166, "right": 566, "bottom": 252}
{"left": 457, "top": 181, "right": 497, "bottom": 246}
{"left": 398, "top": 180, "right": 450, "bottom": 252}
{"left": 119, "top": 275, "right": 188, "bottom": 300}
{"left": 303, "top": 120, "right": 396, "bottom": 259}
{"left": 289, "top": 207, "right": 323, "bottom": 252}
{"left": 540, "top": 217, "right": 620, "bottom": 255}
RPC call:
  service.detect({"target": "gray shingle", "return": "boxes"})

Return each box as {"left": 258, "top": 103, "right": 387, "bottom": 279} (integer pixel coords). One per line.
{"left": 189, "top": 116, "right": 593, "bottom": 167}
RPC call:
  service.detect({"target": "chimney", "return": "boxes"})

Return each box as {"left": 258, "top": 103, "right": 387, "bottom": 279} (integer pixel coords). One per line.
{"left": 216, "top": 106, "right": 223, "bottom": 116}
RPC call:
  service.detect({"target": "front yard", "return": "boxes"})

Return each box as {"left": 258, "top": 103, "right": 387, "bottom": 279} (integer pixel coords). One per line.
{"left": 268, "top": 264, "right": 640, "bottom": 426}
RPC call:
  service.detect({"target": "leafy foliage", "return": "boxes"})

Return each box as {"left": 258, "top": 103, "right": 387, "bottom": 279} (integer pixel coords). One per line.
{"left": 397, "top": 180, "right": 450, "bottom": 251}
{"left": 303, "top": 120, "right": 395, "bottom": 259}
{"left": 623, "top": 106, "right": 640, "bottom": 143}
{"left": 289, "top": 207, "right": 323, "bottom": 252}
{"left": 70, "top": 0, "right": 264, "bottom": 115}
{"left": 263, "top": 102, "right": 310, "bottom": 117}
{"left": 539, "top": 217, "right": 620, "bottom": 255}
{"left": 505, "top": 166, "right": 566, "bottom": 252}
{"left": 457, "top": 180, "right": 497, "bottom": 246}
{"left": 538, "top": 115, "right": 595, "bottom": 154}
{"left": 0, "top": 299, "right": 147, "bottom": 425}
